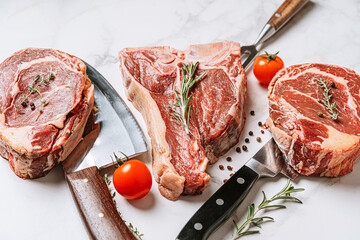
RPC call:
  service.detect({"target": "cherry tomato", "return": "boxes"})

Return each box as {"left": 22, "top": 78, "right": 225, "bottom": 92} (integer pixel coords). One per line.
{"left": 113, "top": 160, "right": 152, "bottom": 200}
{"left": 253, "top": 51, "right": 284, "bottom": 86}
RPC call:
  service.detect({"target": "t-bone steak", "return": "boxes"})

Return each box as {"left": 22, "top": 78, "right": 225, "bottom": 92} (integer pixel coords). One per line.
{"left": 267, "top": 63, "right": 360, "bottom": 177}
{"left": 119, "top": 41, "right": 246, "bottom": 200}
{"left": 0, "top": 48, "right": 94, "bottom": 179}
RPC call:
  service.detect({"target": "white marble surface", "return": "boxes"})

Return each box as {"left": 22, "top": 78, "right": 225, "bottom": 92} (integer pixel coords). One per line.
{"left": 1, "top": 0, "right": 360, "bottom": 239}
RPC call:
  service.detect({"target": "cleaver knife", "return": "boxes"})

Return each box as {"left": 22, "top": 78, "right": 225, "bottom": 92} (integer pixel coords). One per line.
{"left": 176, "top": 139, "right": 298, "bottom": 240}
{"left": 62, "top": 61, "right": 147, "bottom": 240}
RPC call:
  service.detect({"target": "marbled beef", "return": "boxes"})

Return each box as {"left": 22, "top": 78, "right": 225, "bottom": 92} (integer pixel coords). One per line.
{"left": 0, "top": 48, "right": 94, "bottom": 179}
{"left": 267, "top": 63, "right": 360, "bottom": 177}
{"left": 119, "top": 41, "right": 246, "bottom": 200}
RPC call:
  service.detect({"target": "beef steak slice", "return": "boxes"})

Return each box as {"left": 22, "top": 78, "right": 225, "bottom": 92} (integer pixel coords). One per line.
{"left": 0, "top": 48, "right": 94, "bottom": 179}
{"left": 267, "top": 63, "right": 360, "bottom": 177}
{"left": 119, "top": 41, "right": 246, "bottom": 200}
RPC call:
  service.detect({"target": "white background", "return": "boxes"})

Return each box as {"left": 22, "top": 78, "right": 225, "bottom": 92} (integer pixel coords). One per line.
{"left": 1, "top": 0, "right": 360, "bottom": 239}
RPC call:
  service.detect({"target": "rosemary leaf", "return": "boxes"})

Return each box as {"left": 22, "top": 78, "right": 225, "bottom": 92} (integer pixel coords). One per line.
{"left": 232, "top": 179, "right": 304, "bottom": 240}
{"left": 168, "top": 62, "right": 206, "bottom": 134}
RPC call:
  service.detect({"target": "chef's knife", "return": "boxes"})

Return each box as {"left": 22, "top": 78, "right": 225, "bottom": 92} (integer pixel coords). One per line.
{"left": 241, "top": 0, "right": 310, "bottom": 71}
{"left": 62, "top": 61, "right": 147, "bottom": 240}
{"left": 176, "top": 139, "right": 298, "bottom": 240}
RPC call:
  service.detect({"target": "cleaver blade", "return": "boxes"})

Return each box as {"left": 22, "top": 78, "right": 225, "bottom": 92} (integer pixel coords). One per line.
{"left": 62, "top": 60, "right": 147, "bottom": 240}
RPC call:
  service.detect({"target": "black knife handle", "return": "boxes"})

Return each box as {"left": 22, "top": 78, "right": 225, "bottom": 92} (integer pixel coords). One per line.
{"left": 176, "top": 165, "right": 259, "bottom": 240}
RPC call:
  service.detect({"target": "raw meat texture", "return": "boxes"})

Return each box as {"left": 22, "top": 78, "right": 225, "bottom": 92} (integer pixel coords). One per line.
{"left": 119, "top": 41, "right": 246, "bottom": 200}
{"left": 267, "top": 63, "right": 360, "bottom": 177}
{"left": 0, "top": 48, "right": 94, "bottom": 179}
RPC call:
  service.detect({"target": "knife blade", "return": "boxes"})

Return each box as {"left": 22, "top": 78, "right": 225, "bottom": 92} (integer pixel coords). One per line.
{"left": 176, "top": 138, "right": 298, "bottom": 240}
{"left": 62, "top": 60, "right": 147, "bottom": 240}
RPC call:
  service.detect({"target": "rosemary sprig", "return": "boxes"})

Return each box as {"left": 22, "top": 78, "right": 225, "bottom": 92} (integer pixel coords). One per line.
{"left": 103, "top": 172, "right": 144, "bottom": 240}
{"left": 318, "top": 78, "right": 338, "bottom": 120}
{"left": 168, "top": 62, "right": 206, "bottom": 134}
{"left": 232, "top": 179, "right": 304, "bottom": 240}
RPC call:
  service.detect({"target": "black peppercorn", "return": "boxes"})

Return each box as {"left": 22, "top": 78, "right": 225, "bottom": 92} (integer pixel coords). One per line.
{"left": 21, "top": 102, "right": 27, "bottom": 107}
{"left": 261, "top": 130, "right": 265, "bottom": 134}
{"left": 258, "top": 121, "right": 262, "bottom": 126}
{"left": 226, "top": 157, "right": 232, "bottom": 162}
{"left": 30, "top": 102, "right": 35, "bottom": 110}
{"left": 250, "top": 110, "right": 255, "bottom": 116}
{"left": 318, "top": 112, "right": 323, "bottom": 117}
{"left": 245, "top": 138, "right": 250, "bottom": 143}
{"left": 236, "top": 147, "right": 241, "bottom": 153}
{"left": 330, "top": 82, "right": 335, "bottom": 88}
{"left": 242, "top": 145, "right": 248, "bottom": 151}
{"left": 249, "top": 131, "right": 254, "bottom": 136}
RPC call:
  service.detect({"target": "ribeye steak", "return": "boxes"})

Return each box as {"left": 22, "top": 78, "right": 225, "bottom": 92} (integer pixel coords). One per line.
{"left": 267, "top": 63, "right": 360, "bottom": 177}
{"left": 119, "top": 41, "right": 246, "bottom": 200}
{"left": 0, "top": 48, "right": 94, "bottom": 179}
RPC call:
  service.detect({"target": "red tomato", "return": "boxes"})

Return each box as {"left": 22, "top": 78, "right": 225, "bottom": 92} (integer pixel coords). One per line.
{"left": 253, "top": 51, "right": 284, "bottom": 86}
{"left": 113, "top": 160, "right": 152, "bottom": 200}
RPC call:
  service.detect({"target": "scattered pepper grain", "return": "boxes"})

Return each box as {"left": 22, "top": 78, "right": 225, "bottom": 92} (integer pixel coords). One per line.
{"left": 242, "top": 145, "right": 248, "bottom": 151}
{"left": 236, "top": 147, "right": 241, "bottom": 153}
{"left": 245, "top": 138, "right": 250, "bottom": 143}
{"left": 250, "top": 110, "right": 255, "bottom": 116}
{"left": 226, "top": 157, "right": 232, "bottom": 162}
{"left": 249, "top": 131, "right": 254, "bottom": 136}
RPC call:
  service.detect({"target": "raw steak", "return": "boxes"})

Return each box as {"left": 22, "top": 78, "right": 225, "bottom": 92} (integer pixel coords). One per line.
{"left": 0, "top": 48, "right": 94, "bottom": 179}
{"left": 119, "top": 41, "right": 246, "bottom": 200}
{"left": 267, "top": 63, "right": 360, "bottom": 177}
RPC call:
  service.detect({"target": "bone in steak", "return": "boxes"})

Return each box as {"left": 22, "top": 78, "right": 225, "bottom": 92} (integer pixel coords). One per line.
{"left": 267, "top": 63, "right": 360, "bottom": 177}
{"left": 0, "top": 48, "right": 94, "bottom": 179}
{"left": 119, "top": 41, "right": 246, "bottom": 200}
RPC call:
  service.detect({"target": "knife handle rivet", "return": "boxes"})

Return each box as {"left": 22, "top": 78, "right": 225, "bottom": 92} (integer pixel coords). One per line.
{"left": 275, "top": 13, "right": 281, "bottom": 17}
{"left": 98, "top": 212, "right": 104, "bottom": 218}
{"left": 237, "top": 177, "right": 245, "bottom": 184}
{"left": 194, "top": 223, "right": 203, "bottom": 231}
{"left": 216, "top": 198, "right": 224, "bottom": 206}
{"left": 83, "top": 178, "right": 89, "bottom": 183}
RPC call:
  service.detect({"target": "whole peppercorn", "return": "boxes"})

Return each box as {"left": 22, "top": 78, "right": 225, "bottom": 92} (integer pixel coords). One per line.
{"left": 330, "top": 82, "right": 335, "bottom": 88}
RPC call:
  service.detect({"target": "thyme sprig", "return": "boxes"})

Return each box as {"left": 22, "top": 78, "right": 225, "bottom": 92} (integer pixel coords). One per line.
{"left": 168, "top": 62, "right": 206, "bottom": 134}
{"left": 318, "top": 78, "right": 338, "bottom": 120}
{"left": 232, "top": 179, "right": 304, "bottom": 240}
{"left": 103, "top": 172, "right": 144, "bottom": 239}
{"left": 21, "top": 73, "right": 55, "bottom": 110}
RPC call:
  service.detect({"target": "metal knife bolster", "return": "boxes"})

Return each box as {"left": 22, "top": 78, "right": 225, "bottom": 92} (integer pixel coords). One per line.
{"left": 246, "top": 139, "right": 298, "bottom": 180}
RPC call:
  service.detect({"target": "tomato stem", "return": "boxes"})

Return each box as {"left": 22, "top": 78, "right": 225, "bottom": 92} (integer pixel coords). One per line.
{"left": 112, "top": 152, "right": 129, "bottom": 168}
{"left": 260, "top": 51, "right": 279, "bottom": 64}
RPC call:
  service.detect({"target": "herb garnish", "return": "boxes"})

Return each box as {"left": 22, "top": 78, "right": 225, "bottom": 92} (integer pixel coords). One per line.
{"left": 318, "top": 78, "right": 338, "bottom": 120}
{"left": 103, "top": 154, "right": 144, "bottom": 240}
{"left": 21, "top": 73, "right": 55, "bottom": 111}
{"left": 168, "top": 62, "right": 206, "bottom": 134}
{"left": 232, "top": 179, "right": 304, "bottom": 239}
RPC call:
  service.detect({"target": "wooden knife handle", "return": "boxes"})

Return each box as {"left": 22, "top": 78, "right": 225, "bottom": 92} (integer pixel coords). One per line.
{"left": 267, "top": 0, "right": 310, "bottom": 31}
{"left": 66, "top": 166, "right": 136, "bottom": 240}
